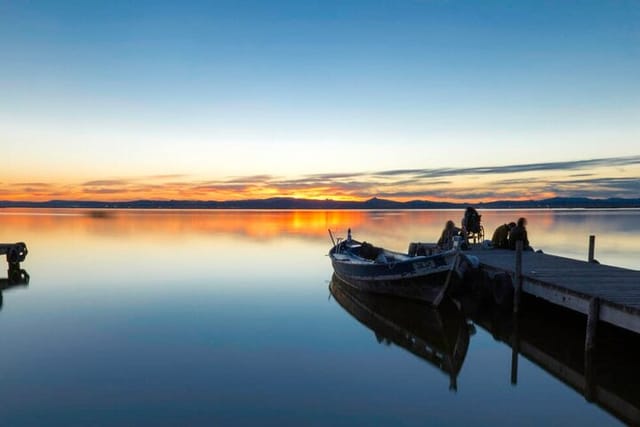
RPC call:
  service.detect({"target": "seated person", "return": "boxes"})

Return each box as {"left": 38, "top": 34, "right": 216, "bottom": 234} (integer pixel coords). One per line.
{"left": 508, "top": 217, "right": 532, "bottom": 250}
{"left": 437, "top": 220, "right": 461, "bottom": 249}
{"left": 492, "top": 222, "right": 516, "bottom": 249}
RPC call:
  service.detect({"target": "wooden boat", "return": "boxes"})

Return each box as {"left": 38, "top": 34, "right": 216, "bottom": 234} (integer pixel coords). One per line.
{"left": 330, "top": 274, "right": 471, "bottom": 390}
{"left": 328, "top": 230, "right": 475, "bottom": 305}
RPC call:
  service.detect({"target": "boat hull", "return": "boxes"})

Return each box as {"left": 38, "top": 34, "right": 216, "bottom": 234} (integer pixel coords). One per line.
{"left": 331, "top": 266, "right": 454, "bottom": 303}
{"left": 329, "top": 241, "right": 461, "bottom": 304}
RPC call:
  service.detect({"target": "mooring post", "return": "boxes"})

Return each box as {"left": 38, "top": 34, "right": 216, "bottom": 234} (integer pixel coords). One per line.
{"left": 588, "top": 235, "right": 596, "bottom": 263}
{"left": 584, "top": 297, "right": 600, "bottom": 401}
{"left": 513, "top": 240, "right": 523, "bottom": 313}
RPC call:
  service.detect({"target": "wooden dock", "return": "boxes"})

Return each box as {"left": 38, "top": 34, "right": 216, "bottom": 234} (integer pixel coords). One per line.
{"left": 465, "top": 246, "right": 640, "bottom": 334}
{"left": 0, "top": 242, "right": 28, "bottom": 266}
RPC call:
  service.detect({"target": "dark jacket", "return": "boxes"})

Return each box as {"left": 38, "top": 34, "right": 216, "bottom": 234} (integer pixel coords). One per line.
{"left": 437, "top": 226, "right": 461, "bottom": 249}
{"left": 491, "top": 224, "right": 510, "bottom": 249}
{"left": 508, "top": 225, "right": 529, "bottom": 249}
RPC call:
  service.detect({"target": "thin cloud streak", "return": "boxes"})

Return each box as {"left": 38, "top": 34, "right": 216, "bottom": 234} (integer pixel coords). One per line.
{"left": 83, "top": 179, "right": 129, "bottom": 186}
{"left": 2, "top": 156, "right": 639, "bottom": 202}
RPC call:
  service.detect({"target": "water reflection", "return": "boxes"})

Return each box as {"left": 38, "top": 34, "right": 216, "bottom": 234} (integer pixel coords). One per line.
{"left": 0, "top": 266, "right": 29, "bottom": 310}
{"left": 461, "top": 295, "right": 640, "bottom": 426}
{"left": 330, "top": 274, "right": 471, "bottom": 391}
{"left": 0, "top": 209, "right": 635, "bottom": 425}
{"left": 1, "top": 209, "right": 638, "bottom": 269}
{"left": 331, "top": 265, "right": 640, "bottom": 425}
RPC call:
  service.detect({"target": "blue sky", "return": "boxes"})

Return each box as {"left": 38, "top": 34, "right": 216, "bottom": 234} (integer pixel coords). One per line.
{"left": 0, "top": 0, "right": 638, "bottom": 200}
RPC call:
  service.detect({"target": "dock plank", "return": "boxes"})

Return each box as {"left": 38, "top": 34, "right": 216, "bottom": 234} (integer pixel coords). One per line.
{"left": 466, "top": 248, "right": 640, "bottom": 331}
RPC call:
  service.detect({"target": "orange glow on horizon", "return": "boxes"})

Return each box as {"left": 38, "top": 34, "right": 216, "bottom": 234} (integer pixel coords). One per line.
{"left": 0, "top": 188, "right": 560, "bottom": 204}
{"left": 0, "top": 207, "right": 601, "bottom": 249}
{"left": 4, "top": 159, "right": 638, "bottom": 203}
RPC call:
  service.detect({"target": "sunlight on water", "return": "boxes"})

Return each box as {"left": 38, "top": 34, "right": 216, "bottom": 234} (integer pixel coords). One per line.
{"left": 0, "top": 208, "right": 638, "bottom": 425}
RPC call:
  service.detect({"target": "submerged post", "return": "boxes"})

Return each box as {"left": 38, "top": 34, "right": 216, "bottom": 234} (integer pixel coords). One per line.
{"left": 511, "top": 313, "right": 519, "bottom": 386}
{"left": 588, "top": 235, "right": 596, "bottom": 263}
{"left": 513, "top": 240, "right": 523, "bottom": 313}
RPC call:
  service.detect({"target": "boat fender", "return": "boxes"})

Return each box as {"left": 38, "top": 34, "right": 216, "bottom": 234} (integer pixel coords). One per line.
{"left": 470, "top": 270, "right": 485, "bottom": 299}
{"left": 471, "top": 270, "right": 493, "bottom": 304}
{"left": 492, "top": 273, "right": 514, "bottom": 310}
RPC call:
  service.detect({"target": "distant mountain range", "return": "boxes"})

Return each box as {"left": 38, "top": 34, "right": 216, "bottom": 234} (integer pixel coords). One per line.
{"left": 2, "top": 196, "right": 640, "bottom": 209}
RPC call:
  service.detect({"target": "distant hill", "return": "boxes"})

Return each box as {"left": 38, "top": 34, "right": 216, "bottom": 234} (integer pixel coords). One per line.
{"left": 2, "top": 196, "right": 640, "bottom": 209}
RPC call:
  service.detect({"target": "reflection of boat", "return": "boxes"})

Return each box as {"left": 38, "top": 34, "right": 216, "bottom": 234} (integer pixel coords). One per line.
{"left": 330, "top": 274, "right": 471, "bottom": 390}
{"left": 328, "top": 231, "right": 474, "bottom": 304}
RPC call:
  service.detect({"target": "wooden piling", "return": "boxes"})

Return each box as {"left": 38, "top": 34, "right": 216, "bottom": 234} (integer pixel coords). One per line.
{"left": 513, "top": 240, "right": 523, "bottom": 313}
{"left": 585, "top": 297, "right": 600, "bottom": 352}
{"left": 588, "top": 235, "right": 596, "bottom": 263}
{"left": 584, "top": 297, "right": 600, "bottom": 401}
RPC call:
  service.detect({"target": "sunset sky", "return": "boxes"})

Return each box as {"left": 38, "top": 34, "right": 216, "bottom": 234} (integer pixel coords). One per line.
{"left": 1, "top": 0, "right": 638, "bottom": 202}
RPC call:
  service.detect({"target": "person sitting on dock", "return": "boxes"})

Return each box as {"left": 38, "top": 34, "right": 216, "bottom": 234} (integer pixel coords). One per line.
{"left": 491, "top": 222, "right": 516, "bottom": 249}
{"left": 437, "top": 220, "right": 461, "bottom": 250}
{"left": 508, "top": 217, "right": 532, "bottom": 251}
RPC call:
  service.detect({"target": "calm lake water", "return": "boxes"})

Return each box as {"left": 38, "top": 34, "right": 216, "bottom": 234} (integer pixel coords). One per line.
{"left": 1, "top": 208, "right": 639, "bottom": 426}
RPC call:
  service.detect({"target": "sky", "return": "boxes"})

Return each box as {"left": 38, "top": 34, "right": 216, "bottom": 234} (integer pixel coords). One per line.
{"left": 1, "top": 0, "right": 638, "bottom": 202}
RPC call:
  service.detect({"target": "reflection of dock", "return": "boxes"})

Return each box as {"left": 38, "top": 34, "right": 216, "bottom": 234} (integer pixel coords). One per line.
{"left": 330, "top": 275, "right": 470, "bottom": 390}
{"left": 467, "top": 247, "right": 640, "bottom": 335}
{"left": 0, "top": 266, "right": 30, "bottom": 310}
{"left": 465, "top": 297, "right": 640, "bottom": 426}
{"left": 1, "top": 268, "right": 30, "bottom": 290}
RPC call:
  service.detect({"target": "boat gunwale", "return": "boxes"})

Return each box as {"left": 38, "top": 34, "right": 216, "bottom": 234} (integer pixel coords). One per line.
{"left": 329, "top": 240, "right": 457, "bottom": 267}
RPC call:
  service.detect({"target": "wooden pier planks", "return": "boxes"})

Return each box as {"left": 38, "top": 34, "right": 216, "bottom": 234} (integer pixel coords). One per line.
{"left": 466, "top": 248, "right": 640, "bottom": 332}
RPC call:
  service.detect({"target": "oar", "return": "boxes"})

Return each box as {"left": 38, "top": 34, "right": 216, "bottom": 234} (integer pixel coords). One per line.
{"left": 328, "top": 229, "right": 336, "bottom": 247}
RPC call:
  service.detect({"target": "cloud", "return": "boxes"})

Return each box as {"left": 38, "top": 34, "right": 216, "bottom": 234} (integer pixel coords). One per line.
{"left": 307, "top": 172, "right": 368, "bottom": 180}
{"left": 144, "top": 174, "right": 189, "bottom": 180}
{"left": 493, "top": 177, "right": 546, "bottom": 185}
{"left": 83, "top": 188, "right": 127, "bottom": 194}
{"left": 6, "top": 155, "right": 640, "bottom": 202}
{"left": 16, "top": 182, "right": 52, "bottom": 187}
{"left": 552, "top": 177, "right": 640, "bottom": 198}
{"left": 368, "top": 155, "right": 640, "bottom": 180}
{"left": 193, "top": 184, "right": 255, "bottom": 192}
{"left": 222, "top": 174, "right": 275, "bottom": 183}
{"left": 83, "top": 179, "right": 128, "bottom": 186}
{"left": 568, "top": 173, "right": 595, "bottom": 178}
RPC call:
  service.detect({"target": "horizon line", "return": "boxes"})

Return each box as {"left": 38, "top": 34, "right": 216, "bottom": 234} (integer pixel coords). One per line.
{"left": 2, "top": 195, "right": 640, "bottom": 206}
